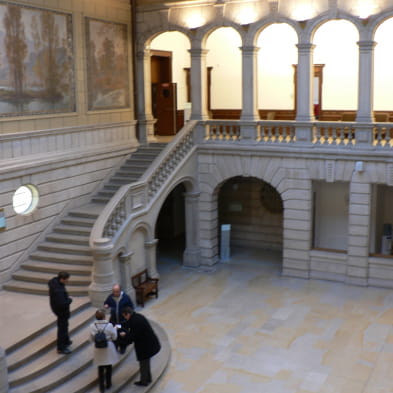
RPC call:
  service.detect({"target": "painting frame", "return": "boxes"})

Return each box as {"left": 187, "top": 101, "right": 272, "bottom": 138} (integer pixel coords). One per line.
{"left": 0, "top": 1, "right": 75, "bottom": 117}
{"left": 85, "top": 17, "right": 130, "bottom": 111}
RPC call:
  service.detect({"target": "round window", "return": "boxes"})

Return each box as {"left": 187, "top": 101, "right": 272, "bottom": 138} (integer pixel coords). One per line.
{"left": 12, "top": 185, "right": 39, "bottom": 215}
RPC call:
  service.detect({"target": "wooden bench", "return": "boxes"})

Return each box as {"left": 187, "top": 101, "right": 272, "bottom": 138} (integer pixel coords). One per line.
{"left": 131, "top": 269, "right": 159, "bottom": 307}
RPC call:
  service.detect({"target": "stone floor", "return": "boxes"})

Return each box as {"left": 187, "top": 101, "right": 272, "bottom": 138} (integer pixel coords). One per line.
{"left": 3, "top": 247, "right": 393, "bottom": 393}
{"left": 143, "top": 247, "right": 393, "bottom": 393}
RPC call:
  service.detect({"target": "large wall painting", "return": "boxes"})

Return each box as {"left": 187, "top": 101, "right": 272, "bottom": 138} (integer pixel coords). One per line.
{"left": 86, "top": 18, "right": 130, "bottom": 111}
{"left": 0, "top": 2, "right": 75, "bottom": 116}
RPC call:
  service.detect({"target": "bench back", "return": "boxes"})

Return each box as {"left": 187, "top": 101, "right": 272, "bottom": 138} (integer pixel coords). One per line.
{"left": 131, "top": 269, "right": 148, "bottom": 288}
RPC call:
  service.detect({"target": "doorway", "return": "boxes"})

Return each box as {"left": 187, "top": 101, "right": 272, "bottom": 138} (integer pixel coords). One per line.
{"left": 151, "top": 50, "right": 177, "bottom": 136}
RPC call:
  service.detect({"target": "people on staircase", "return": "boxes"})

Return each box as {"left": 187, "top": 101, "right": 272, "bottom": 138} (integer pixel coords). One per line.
{"left": 103, "top": 284, "right": 134, "bottom": 354}
{"left": 120, "top": 306, "right": 161, "bottom": 387}
{"left": 90, "top": 309, "right": 119, "bottom": 393}
{"left": 48, "top": 271, "right": 73, "bottom": 354}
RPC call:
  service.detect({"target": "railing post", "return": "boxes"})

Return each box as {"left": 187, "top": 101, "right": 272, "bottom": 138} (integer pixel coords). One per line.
{"left": 240, "top": 122, "right": 258, "bottom": 143}
{"left": 0, "top": 347, "right": 8, "bottom": 393}
{"left": 295, "top": 122, "right": 314, "bottom": 144}
{"left": 354, "top": 124, "right": 374, "bottom": 149}
{"left": 89, "top": 238, "right": 116, "bottom": 307}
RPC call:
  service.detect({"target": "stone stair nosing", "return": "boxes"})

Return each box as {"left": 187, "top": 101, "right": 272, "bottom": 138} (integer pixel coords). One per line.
{"left": 12, "top": 270, "right": 90, "bottom": 286}
{"left": 6, "top": 301, "right": 91, "bottom": 356}
{"left": 37, "top": 242, "right": 92, "bottom": 256}
{"left": 29, "top": 251, "right": 93, "bottom": 265}
{"left": 45, "top": 233, "right": 89, "bottom": 246}
{"left": 53, "top": 224, "right": 92, "bottom": 236}
{"left": 3, "top": 280, "right": 89, "bottom": 296}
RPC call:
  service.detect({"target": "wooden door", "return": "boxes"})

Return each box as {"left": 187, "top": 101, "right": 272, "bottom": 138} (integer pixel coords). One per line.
{"left": 152, "top": 82, "right": 177, "bottom": 135}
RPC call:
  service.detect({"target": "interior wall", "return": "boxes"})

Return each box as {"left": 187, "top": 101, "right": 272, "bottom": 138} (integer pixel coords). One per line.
{"left": 0, "top": 0, "right": 134, "bottom": 135}
{"left": 218, "top": 177, "right": 283, "bottom": 251}
{"left": 313, "top": 181, "right": 349, "bottom": 251}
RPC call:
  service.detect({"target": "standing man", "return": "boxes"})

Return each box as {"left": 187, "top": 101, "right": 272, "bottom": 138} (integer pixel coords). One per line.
{"left": 104, "top": 284, "right": 134, "bottom": 354}
{"left": 121, "top": 307, "right": 161, "bottom": 386}
{"left": 103, "top": 284, "right": 134, "bottom": 326}
{"left": 48, "top": 271, "right": 73, "bottom": 354}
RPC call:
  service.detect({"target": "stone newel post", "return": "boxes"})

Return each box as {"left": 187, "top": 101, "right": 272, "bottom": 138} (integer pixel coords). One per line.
{"left": 89, "top": 238, "right": 116, "bottom": 307}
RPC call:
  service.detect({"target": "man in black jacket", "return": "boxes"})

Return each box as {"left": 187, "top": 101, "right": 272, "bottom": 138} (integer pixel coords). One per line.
{"left": 48, "top": 271, "right": 73, "bottom": 354}
{"left": 121, "top": 307, "right": 161, "bottom": 386}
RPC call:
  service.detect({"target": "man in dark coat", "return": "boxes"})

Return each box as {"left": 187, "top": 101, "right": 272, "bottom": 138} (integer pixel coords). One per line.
{"left": 121, "top": 306, "right": 161, "bottom": 386}
{"left": 48, "top": 271, "right": 73, "bottom": 354}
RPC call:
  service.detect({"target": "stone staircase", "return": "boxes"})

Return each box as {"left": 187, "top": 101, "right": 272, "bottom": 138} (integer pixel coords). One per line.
{"left": 6, "top": 299, "right": 170, "bottom": 393}
{"left": 4, "top": 143, "right": 166, "bottom": 296}
{"left": 3, "top": 142, "right": 170, "bottom": 393}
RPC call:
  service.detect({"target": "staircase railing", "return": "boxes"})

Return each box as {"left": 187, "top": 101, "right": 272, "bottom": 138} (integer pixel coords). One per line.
{"left": 90, "top": 120, "right": 198, "bottom": 246}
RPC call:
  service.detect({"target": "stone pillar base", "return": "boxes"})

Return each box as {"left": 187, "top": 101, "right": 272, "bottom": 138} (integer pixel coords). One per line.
{"left": 183, "top": 248, "right": 201, "bottom": 267}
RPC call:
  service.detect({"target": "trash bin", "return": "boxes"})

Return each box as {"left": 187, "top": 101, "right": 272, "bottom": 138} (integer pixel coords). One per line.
{"left": 381, "top": 223, "right": 392, "bottom": 255}
{"left": 220, "top": 224, "right": 231, "bottom": 261}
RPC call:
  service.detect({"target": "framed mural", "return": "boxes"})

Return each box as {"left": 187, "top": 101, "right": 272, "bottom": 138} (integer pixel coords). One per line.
{"left": 85, "top": 18, "right": 130, "bottom": 111}
{"left": 0, "top": 2, "right": 75, "bottom": 116}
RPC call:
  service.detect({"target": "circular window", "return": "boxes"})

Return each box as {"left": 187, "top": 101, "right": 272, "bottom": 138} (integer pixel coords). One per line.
{"left": 12, "top": 185, "right": 39, "bottom": 215}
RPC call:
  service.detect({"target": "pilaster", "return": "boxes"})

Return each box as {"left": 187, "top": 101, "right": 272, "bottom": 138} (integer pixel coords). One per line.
{"left": 145, "top": 239, "right": 159, "bottom": 278}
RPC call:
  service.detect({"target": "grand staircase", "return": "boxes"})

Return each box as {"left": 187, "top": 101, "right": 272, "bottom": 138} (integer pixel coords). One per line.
{"left": 3, "top": 142, "right": 170, "bottom": 393}
{"left": 4, "top": 143, "right": 166, "bottom": 296}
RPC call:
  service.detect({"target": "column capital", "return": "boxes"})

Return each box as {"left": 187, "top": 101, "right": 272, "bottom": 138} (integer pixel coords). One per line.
{"left": 296, "top": 43, "right": 315, "bottom": 52}
{"left": 239, "top": 45, "right": 260, "bottom": 55}
{"left": 145, "top": 239, "right": 159, "bottom": 248}
{"left": 188, "top": 48, "right": 209, "bottom": 57}
{"left": 357, "top": 40, "right": 377, "bottom": 51}
{"left": 119, "top": 251, "right": 134, "bottom": 263}
{"left": 184, "top": 191, "right": 201, "bottom": 200}
{"left": 136, "top": 49, "right": 151, "bottom": 60}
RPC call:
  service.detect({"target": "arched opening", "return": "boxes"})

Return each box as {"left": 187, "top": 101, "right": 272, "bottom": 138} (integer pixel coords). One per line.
{"left": 206, "top": 27, "right": 242, "bottom": 119}
{"left": 374, "top": 17, "right": 393, "bottom": 120}
{"left": 155, "top": 183, "right": 186, "bottom": 265}
{"left": 313, "top": 20, "right": 359, "bottom": 121}
{"left": 150, "top": 31, "right": 190, "bottom": 136}
{"left": 257, "top": 23, "right": 298, "bottom": 120}
{"left": 218, "top": 176, "right": 283, "bottom": 268}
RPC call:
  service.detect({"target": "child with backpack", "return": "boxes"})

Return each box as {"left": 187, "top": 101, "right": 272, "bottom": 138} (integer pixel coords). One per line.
{"left": 90, "top": 309, "right": 119, "bottom": 393}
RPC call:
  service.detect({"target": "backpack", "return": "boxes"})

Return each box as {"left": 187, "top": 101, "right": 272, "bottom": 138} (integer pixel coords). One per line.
{"left": 94, "top": 323, "right": 108, "bottom": 348}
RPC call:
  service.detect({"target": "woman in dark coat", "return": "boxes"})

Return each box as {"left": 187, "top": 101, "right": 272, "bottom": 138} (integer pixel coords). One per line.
{"left": 120, "top": 307, "right": 161, "bottom": 386}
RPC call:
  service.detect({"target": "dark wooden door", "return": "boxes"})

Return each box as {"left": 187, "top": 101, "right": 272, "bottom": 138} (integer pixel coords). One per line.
{"left": 152, "top": 82, "right": 177, "bottom": 135}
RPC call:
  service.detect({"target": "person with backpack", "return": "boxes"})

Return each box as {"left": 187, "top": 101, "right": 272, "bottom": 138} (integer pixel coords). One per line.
{"left": 90, "top": 309, "right": 119, "bottom": 393}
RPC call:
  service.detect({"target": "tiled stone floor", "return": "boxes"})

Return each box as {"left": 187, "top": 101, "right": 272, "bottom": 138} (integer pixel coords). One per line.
{"left": 143, "top": 248, "right": 393, "bottom": 393}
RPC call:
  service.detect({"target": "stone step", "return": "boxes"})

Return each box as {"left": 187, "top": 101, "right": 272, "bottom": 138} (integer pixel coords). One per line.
{"left": 115, "top": 169, "right": 145, "bottom": 177}
{"left": 53, "top": 224, "right": 92, "bottom": 236}
{"left": 22, "top": 260, "right": 92, "bottom": 274}
{"left": 91, "top": 197, "right": 110, "bottom": 204}
{"left": 7, "top": 302, "right": 93, "bottom": 371}
{"left": 61, "top": 216, "right": 96, "bottom": 228}
{"left": 46, "top": 233, "right": 89, "bottom": 246}
{"left": 68, "top": 206, "right": 102, "bottom": 219}
{"left": 48, "top": 346, "right": 137, "bottom": 393}
{"left": 3, "top": 280, "right": 88, "bottom": 296}
{"left": 30, "top": 251, "right": 93, "bottom": 265}
{"left": 37, "top": 241, "right": 92, "bottom": 256}
{"left": 12, "top": 270, "right": 90, "bottom": 286}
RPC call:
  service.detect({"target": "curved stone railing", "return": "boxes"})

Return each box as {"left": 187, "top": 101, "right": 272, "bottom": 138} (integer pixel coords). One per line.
{"left": 90, "top": 120, "right": 198, "bottom": 245}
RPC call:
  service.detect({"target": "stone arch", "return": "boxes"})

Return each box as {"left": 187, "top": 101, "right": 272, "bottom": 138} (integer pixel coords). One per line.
{"left": 248, "top": 17, "right": 302, "bottom": 47}
{"left": 198, "top": 154, "right": 312, "bottom": 268}
{"left": 369, "top": 8, "right": 393, "bottom": 39}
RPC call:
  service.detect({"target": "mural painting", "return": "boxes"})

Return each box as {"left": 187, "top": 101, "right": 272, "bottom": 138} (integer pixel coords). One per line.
{"left": 86, "top": 18, "right": 130, "bottom": 110}
{"left": 0, "top": 2, "right": 75, "bottom": 116}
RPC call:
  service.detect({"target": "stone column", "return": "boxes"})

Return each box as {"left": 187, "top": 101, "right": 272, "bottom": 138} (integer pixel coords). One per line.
{"left": 183, "top": 191, "right": 202, "bottom": 267}
{"left": 0, "top": 347, "right": 8, "bottom": 393}
{"left": 240, "top": 45, "right": 259, "bottom": 141}
{"left": 136, "top": 48, "right": 156, "bottom": 144}
{"left": 188, "top": 48, "right": 209, "bottom": 120}
{"left": 346, "top": 176, "right": 371, "bottom": 286}
{"left": 118, "top": 251, "right": 134, "bottom": 297}
{"left": 356, "top": 41, "right": 376, "bottom": 123}
{"left": 145, "top": 239, "right": 159, "bottom": 278}
{"left": 295, "top": 43, "right": 315, "bottom": 144}
{"left": 89, "top": 238, "right": 115, "bottom": 307}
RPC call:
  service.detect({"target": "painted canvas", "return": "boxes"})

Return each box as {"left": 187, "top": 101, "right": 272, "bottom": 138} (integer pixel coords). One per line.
{"left": 0, "top": 2, "right": 75, "bottom": 116}
{"left": 86, "top": 18, "right": 130, "bottom": 110}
